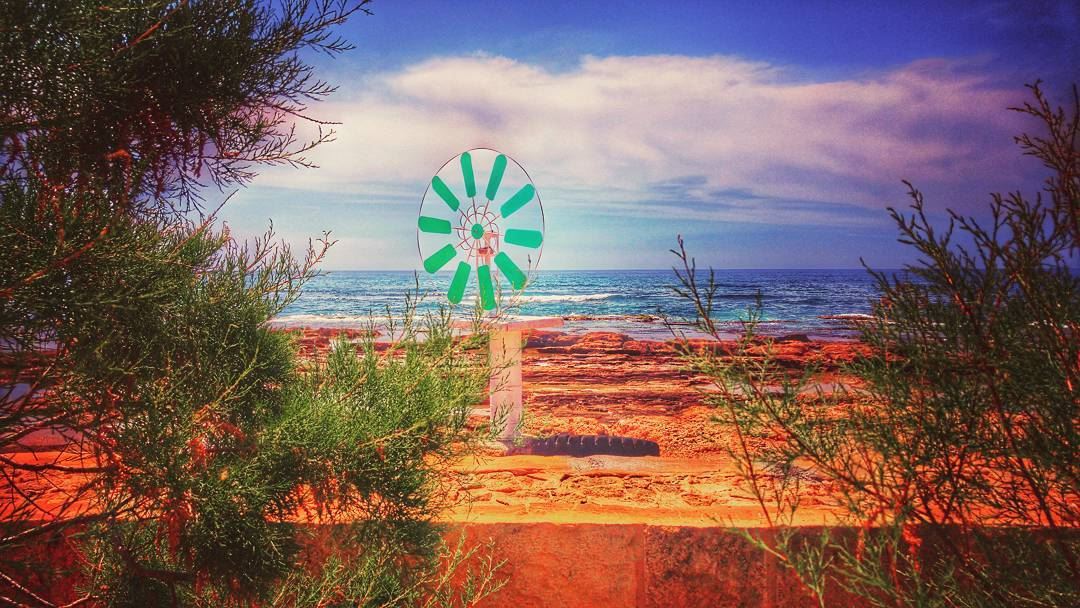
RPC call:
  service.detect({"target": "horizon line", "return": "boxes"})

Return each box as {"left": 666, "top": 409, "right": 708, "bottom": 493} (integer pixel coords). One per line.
{"left": 316, "top": 267, "right": 891, "bottom": 272}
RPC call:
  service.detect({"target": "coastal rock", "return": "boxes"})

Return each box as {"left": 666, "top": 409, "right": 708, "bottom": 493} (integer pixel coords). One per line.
{"left": 292, "top": 328, "right": 380, "bottom": 358}
{"left": 776, "top": 332, "right": 812, "bottom": 342}
{"left": 567, "top": 332, "right": 630, "bottom": 353}
{"left": 524, "top": 330, "right": 580, "bottom": 348}
{"left": 282, "top": 326, "right": 859, "bottom": 525}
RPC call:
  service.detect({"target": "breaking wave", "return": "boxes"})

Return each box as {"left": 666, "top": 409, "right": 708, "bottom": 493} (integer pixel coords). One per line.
{"left": 516, "top": 293, "right": 616, "bottom": 303}
{"left": 269, "top": 314, "right": 375, "bottom": 328}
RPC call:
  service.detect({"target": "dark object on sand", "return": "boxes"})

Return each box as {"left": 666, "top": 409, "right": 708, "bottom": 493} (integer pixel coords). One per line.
{"left": 514, "top": 434, "right": 660, "bottom": 457}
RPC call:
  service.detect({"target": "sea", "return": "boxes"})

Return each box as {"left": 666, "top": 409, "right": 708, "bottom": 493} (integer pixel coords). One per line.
{"left": 273, "top": 269, "right": 888, "bottom": 341}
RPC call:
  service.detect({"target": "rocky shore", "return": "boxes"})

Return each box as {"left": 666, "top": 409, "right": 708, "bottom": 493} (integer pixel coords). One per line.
{"left": 296, "top": 327, "right": 867, "bottom": 526}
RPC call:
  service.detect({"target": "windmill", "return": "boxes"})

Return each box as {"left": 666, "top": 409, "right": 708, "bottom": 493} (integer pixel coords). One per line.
{"left": 417, "top": 148, "right": 544, "bottom": 310}
{"left": 415, "top": 149, "right": 658, "bottom": 456}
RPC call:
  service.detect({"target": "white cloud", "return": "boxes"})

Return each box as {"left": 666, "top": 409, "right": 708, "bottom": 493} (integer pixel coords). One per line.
{"left": 256, "top": 53, "right": 1029, "bottom": 224}
{"left": 227, "top": 53, "right": 1044, "bottom": 269}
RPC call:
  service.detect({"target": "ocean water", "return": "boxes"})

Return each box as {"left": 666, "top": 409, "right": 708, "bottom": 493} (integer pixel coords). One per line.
{"left": 275, "top": 269, "right": 888, "bottom": 341}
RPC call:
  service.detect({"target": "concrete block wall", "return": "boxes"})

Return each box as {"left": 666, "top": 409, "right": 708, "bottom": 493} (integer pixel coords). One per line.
{"left": 450, "top": 523, "right": 857, "bottom": 607}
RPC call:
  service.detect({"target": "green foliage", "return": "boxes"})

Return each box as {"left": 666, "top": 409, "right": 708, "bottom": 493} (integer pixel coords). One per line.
{"left": 1, "top": 1, "right": 505, "bottom": 606}
{"left": 1, "top": 180, "right": 500, "bottom": 605}
{"left": 673, "top": 83, "right": 1079, "bottom": 607}
{"left": 1, "top": 0, "right": 371, "bottom": 208}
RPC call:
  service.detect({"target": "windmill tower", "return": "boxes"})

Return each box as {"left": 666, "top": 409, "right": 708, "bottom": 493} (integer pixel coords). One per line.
{"left": 417, "top": 149, "right": 558, "bottom": 441}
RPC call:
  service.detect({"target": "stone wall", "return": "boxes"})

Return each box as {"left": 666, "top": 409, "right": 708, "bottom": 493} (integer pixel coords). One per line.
{"left": 449, "top": 523, "right": 856, "bottom": 607}
{"left": 9, "top": 522, "right": 880, "bottom": 607}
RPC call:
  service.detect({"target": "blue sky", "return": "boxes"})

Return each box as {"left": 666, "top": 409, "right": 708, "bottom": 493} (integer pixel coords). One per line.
{"left": 221, "top": 0, "right": 1079, "bottom": 270}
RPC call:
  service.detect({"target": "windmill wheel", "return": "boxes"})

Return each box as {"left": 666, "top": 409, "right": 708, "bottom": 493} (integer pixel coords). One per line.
{"left": 417, "top": 148, "right": 545, "bottom": 310}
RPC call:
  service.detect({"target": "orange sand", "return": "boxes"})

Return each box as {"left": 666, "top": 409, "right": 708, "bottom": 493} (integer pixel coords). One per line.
{"left": 2, "top": 329, "right": 868, "bottom": 606}
{"left": 3, "top": 329, "right": 862, "bottom": 527}
{"left": 441, "top": 330, "right": 863, "bottom": 527}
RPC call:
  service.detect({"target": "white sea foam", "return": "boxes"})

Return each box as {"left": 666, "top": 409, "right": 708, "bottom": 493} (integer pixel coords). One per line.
{"left": 819, "top": 313, "right": 875, "bottom": 321}
{"left": 516, "top": 293, "right": 616, "bottom": 303}
{"left": 269, "top": 314, "right": 375, "bottom": 328}
{"left": 446, "top": 293, "right": 616, "bottom": 306}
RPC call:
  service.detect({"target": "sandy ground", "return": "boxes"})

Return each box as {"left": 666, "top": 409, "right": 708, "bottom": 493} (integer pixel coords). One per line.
{"left": 3, "top": 328, "right": 865, "bottom": 527}
{"left": 439, "top": 329, "right": 865, "bottom": 527}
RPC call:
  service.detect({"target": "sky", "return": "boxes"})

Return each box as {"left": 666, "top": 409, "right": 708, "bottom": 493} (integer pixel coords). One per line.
{"left": 219, "top": 0, "right": 1079, "bottom": 270}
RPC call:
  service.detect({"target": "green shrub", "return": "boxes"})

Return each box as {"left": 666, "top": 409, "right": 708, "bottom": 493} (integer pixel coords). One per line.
{"left": 673, "top": 83, "right": 1079, "bottom": 607}
{"left": 1, "top": 2, "right": 503, "bottom": 605}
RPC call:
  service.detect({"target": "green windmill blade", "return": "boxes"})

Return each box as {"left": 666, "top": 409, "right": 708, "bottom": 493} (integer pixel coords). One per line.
{"left": 431, "top": 176, "right": 460, "bottom": 211}
{"left": 423, "top": 243, "right": 457, "bottom": 273}
{"left": 504, "top": 228, "right": 542, "bottom": 248}
{"left": 418, "top": 215, "right": 452, "bottom": 234}
{"left": 461, "top": 151, "right": 476, "bottom": 198}
{"left": 486, "top": 154, "right": 507, "bottom": 201}
{"left": 418, "top": 149, "right": 544, "bottom": 310}
{"left": 447, "top": 261, "right": 471, "bottom": 304}
{"left": 477, "top": 264, "right": 495, "bottom": 310}
{"left": 494, "top": 252, "right": 527, "bottom": 290}
{"left": 499, "top": 184, "right": 535, "bottom": 218}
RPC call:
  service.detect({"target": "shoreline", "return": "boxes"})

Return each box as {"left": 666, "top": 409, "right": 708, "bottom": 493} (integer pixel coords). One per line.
{"left": 278, "top": 314, "right": 870, "bottom": 343}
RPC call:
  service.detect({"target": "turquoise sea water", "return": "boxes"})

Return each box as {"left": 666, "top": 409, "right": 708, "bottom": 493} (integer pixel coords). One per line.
{"left": 275, "top": 269, "right": 888, "bottom": 341}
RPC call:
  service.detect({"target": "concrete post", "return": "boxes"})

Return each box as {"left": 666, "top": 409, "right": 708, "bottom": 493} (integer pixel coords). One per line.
{"left": 489, "top": 327, "right": 523, "bottom": 441}
{"left": 454, "top": 316, "right": 562, "bottom": 442}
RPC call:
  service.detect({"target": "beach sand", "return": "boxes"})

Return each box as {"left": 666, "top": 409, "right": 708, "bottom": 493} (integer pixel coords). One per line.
{"left": 4, "top": 327, "right": 870, "bottom": 606}
{"left": 297, "top": 327, "right": 867, "bottom": 527}
{"left": 6, "top": 328, "right": 865, "bottom": 528}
